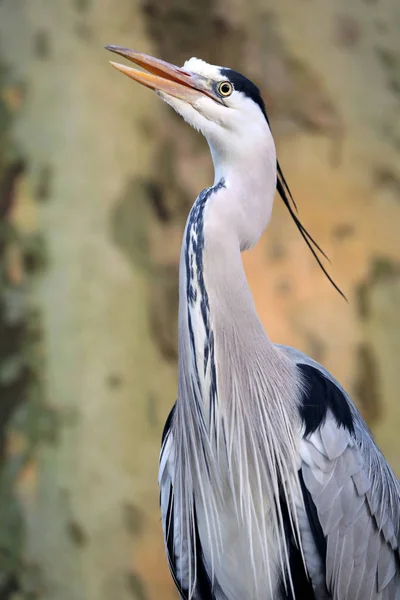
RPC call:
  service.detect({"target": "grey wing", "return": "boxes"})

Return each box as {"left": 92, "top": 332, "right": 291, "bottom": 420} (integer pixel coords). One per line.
{"left": 300, "top": 416, "right": 400, "bottom": 599}
{"left": 158, "top": 408, "right": 190, "bottom": 599}
{"left": 280, "top": 346, "right": 400, "bottom": 599}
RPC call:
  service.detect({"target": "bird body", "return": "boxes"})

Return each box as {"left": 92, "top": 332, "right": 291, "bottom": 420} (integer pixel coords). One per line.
{"left": 107, "top": 47, "right": 400, "bottom": 599}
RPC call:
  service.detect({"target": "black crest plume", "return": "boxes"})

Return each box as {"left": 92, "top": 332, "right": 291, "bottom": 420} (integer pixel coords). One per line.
{"left": 276, "top": 162, "right": 346, "bottom": 300}
{"left": 262, "top": 99, "right": 345, "bottom": 300}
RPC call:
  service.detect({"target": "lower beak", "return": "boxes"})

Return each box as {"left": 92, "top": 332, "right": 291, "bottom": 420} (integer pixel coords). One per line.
{"left": 105, "top": 46, "right": 221, "bottom": 104}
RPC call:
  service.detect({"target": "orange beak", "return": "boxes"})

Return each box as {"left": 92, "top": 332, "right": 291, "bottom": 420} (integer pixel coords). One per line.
{"left": 105, "top": 46, "right": 222, "bottom": 104}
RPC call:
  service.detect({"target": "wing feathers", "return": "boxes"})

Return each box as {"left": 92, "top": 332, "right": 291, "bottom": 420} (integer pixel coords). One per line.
{"left": 319, "top": 419, "right": 349, "bottom": 460}
{"left": 300, "top": 411, "right": 400, "bottom": 598}
{"left": 377, "top": 543, "right": 397, "bottom": 591}
{"left": 352, "top": 469, "right": 371, "bottom": 495}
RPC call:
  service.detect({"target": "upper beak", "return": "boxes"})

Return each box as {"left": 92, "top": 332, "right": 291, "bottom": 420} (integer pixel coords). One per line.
{"left": 105, "top": 45, "right": 222, "bottom": 104}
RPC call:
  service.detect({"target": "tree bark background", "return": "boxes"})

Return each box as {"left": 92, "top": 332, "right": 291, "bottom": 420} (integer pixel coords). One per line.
{"left": 0, "top": 0, "right": 398, "bottom": 599}
{"left": 0, "top": 2, "right": 177, "bottom": 599}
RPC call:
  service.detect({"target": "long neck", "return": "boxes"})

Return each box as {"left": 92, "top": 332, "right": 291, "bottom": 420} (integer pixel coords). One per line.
{"left": 178, "top": 133, "right": 277, "bottom": 364}
{"left": 177, "top": 174, "right": 292, "bottom": 423}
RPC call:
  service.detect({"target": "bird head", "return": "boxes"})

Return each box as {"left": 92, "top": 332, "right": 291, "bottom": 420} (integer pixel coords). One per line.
{"left": 105, "top": 46, "right": 345, "bottom": 297}
{"left": 105, "top": 47, "right": 274, "bottom": 174}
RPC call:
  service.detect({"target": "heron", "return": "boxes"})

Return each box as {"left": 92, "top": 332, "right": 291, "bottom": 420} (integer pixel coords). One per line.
{"left": 106, "top": 46, "right": 400, "bottom": 600}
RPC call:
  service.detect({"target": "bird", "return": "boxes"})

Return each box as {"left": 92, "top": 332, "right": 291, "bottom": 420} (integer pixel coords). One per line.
{"left": 106, "top": 45, "right": 400, "bottom": 600}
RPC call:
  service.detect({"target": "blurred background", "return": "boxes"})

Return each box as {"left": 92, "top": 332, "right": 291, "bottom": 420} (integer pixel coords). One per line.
{"left": 0, "top": 0, "right": 399, "bottom": 598}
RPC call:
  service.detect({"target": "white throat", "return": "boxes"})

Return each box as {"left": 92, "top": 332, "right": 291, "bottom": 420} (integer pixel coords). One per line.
{"left": 206, "top": 120, "right": 277, "bottom": 250}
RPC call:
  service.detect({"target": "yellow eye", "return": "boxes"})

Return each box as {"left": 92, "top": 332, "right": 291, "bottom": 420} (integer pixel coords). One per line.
{"left": 218, "top": 81, "right": 233, "bottom": 97}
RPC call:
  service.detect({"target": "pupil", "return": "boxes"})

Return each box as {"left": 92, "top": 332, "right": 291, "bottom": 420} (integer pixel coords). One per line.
{"left": 221, "top": 84, "right": 230, "bottom": 94}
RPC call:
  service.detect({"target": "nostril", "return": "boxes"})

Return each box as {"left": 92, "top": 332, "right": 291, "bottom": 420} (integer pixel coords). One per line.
{"left": 176, "top": 69, "right": 191, "bottom": 77}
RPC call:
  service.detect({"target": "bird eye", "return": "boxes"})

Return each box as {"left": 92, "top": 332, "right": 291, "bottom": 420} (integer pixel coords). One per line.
{"left": 218, "top": 81, "right": 233, "bottom": 97}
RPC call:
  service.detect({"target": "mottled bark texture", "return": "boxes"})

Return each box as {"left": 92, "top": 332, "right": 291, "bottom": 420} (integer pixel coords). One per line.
{"left": 0, "top": 54, "right": 49, "bottom": 600}
{"left": 0, "top": 2, "right": 177, "bottom": 599}
{"left": 0, "top": 0, "right": 399, "bottom": 599}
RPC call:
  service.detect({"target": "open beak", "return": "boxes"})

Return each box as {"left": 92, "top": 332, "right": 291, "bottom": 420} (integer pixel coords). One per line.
{"left": 105, "top": 45, "right": 222, "bottom": 105}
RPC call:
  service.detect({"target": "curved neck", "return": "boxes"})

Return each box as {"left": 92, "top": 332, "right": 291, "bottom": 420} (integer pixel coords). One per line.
{"left": 177, "top": 178, "right": 277, "bottom": 411}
